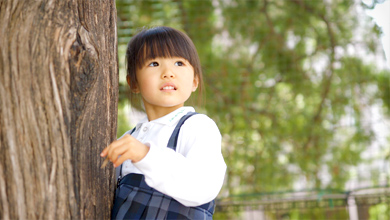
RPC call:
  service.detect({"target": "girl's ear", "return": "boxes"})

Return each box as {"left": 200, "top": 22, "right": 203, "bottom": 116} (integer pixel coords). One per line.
{"left": 192, "top": 75, "right": 199, "bottom": 92}
{"left": 127, "top": 75, "right": 139, "bottom": 93}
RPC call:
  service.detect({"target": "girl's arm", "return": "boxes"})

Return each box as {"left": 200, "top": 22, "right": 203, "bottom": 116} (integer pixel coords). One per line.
{"left": 133, "top": 114, "right": 226, "bottom": 207}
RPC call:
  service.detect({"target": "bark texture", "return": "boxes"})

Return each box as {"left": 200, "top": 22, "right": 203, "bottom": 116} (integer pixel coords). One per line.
{"left": 0, "top": 1, "right": 118, "bottom": 219}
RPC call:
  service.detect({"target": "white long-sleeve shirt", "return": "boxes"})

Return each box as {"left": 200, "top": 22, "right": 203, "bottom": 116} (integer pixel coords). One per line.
{"left": 120, "top": 106, "right": 226, "bottom": 207}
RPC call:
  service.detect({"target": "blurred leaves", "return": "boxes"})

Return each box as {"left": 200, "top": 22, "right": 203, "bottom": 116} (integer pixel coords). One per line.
{"left": 116, "top": 0, "right": 390, "bottom": 197}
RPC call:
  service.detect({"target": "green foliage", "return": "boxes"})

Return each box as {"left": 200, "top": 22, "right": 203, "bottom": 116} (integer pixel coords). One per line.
{"left": 377, "top": 70, "right": 390, "bottom": 114}
{"left": 115, "top": 0, "right": 390, "bottom": 212}
{"left": 369, "top": 203, "right": 390, "bottom": 220}
{"left": 117, "top": 101, "right": 133, "bottom": 138}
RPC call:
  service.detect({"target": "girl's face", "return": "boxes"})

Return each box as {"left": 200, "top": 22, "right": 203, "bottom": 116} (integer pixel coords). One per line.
{"left": 130, "top": 56, "right": 198, "bottom": 114}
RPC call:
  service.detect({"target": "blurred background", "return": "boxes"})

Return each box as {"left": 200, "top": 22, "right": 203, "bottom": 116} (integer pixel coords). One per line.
{"left": 115, "top": 0, "right": 390, "bottom": 219}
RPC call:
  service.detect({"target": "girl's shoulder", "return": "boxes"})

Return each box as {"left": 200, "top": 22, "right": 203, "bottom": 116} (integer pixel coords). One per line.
{"left": 187, "top": 112, "right": 216, "bottom": 124}
{"left": 181, "top": 113, "right": 221, "bottom": 136}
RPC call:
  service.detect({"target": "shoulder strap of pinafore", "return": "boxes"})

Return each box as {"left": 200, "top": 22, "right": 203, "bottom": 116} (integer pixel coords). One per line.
{"left": 166, "top": 111, "right": 198, "bottom": 151}
{"left": 117, "top": 111, "right": 198, "bottom": 182}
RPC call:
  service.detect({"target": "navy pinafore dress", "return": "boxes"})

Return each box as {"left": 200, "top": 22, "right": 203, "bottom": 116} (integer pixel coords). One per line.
{"left": 111, "top": 112, "right": 215, "bottom": 220}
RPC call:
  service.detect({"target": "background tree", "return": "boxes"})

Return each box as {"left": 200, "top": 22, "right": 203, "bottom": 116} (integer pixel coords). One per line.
{"left": 0, "top": 1, "right": 118, "bottom": 219}
{"left": 115, "top": 0, "right": 389, "bottom": 193}
{"left": 115, "top": 0, "right": 390, "bottom": 218}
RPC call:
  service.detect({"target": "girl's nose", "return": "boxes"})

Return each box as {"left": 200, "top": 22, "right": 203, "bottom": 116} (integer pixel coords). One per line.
{"left": 161, "top": 68, "right": 175, "bottom": 79}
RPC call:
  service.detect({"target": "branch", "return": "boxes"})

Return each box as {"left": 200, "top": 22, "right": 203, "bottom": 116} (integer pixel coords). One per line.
{"left": 290, "top": 1, "right": 336, "bottom": 150}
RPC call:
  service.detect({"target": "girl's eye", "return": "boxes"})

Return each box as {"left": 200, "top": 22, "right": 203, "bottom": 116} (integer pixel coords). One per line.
{"left": 148, "top": 62, "right": 159, "bottom": 67}
{"left": 175, "top": 61, "right": 184, "bottom": 66}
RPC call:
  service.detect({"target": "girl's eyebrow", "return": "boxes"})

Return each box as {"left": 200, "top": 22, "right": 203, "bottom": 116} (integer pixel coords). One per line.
{"left": 143, "top": 58, "right": 157, "bottom": 64}
{"left": 171, "top": 57, "right": 188, "bottom": 62}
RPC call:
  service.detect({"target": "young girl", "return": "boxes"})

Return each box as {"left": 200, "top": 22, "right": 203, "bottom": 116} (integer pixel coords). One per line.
{"left": 100, "top": 26, "right": 226, "bottom": 219}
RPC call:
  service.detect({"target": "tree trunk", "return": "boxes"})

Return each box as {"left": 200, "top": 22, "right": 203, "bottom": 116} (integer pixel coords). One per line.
{"left": 0, "top": 0, "right": 118, "bottom": 219}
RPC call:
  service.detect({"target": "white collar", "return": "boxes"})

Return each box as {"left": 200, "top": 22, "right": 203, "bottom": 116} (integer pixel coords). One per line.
{"left": 135, "top": 107, "right": 195, "bottom": 130}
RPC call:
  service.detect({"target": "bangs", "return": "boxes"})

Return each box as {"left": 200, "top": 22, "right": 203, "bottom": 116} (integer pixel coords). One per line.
{"left": 135, "top": 28, "right": 196, "bottom": 69}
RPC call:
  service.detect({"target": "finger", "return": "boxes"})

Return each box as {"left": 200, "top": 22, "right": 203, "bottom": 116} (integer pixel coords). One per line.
{"left": 114, "top": 151, "right": 132, "bottom": 168}
{"left": 107, "top": 135, "right": 133, "bottom": 159}
{"left": 100, "top": 146, "right": 110, "bottom": 157}
{"left": 109, "top": 144, "right": 132, "bottom": 164}
{"left": 101, "top": 138, "right": 121, "bottom": 157}
{"left": 106, "top": 141, "right": 122, "bottom": 161}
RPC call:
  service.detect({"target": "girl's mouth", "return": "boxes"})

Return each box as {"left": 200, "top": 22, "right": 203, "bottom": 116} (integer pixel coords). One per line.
{"left": 160, "top": 83, "right": 177, "bottom": 91}
{"left": 162, "top": 86, "right": 176, "bottom": 90}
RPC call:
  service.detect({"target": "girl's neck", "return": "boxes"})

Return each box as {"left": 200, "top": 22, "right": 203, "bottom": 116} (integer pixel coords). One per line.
{"left": 145, "top": 104, "right": 184, "bottom": 121}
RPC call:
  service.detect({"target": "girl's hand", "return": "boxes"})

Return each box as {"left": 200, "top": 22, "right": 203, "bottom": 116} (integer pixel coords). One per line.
{"left": 100, "top": 134, "right": 150, "bottom": 167}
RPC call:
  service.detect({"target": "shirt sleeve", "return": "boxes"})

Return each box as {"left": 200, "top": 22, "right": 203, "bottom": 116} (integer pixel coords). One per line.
{"left": 133, "top": 114, "right": 227, "bottom": 207}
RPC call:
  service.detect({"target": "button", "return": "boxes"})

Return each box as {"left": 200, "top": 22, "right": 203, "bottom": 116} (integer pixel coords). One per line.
{"left": 143, "top": 127, "right": 148, "bottom": 132}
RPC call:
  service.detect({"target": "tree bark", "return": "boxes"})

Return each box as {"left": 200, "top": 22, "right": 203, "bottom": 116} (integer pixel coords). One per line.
{"left": 0, "top": 0, "right": 118, "bottom": 219}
